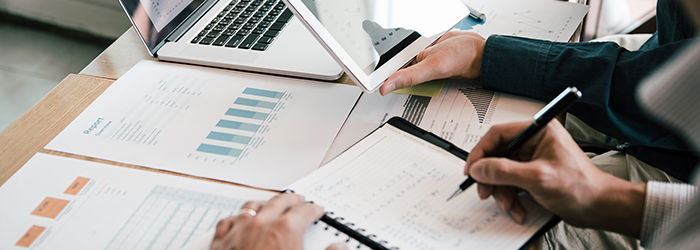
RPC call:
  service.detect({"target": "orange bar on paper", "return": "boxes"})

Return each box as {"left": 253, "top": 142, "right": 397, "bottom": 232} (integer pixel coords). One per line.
{"left": 31, "top": 197, "right": 70, "bottom": 219}
{"left": 16, "top": 225, "right": 46, "bottom": 247}
{"left": 64, "top": 177, "right": 90, "bottom": 195}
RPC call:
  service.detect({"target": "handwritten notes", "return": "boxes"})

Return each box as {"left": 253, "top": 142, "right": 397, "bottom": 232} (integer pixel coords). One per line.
{"left": 289, "top": 125, "right": 553, "bottom": 250}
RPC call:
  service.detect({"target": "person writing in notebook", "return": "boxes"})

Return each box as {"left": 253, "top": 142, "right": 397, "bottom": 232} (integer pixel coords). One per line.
{"left": 380, "top": 1, "right": 696, "bottom": 248}
{"left": 463, "top": 33, "right": 700, "bottom": 247}
{"left": 206, "top": 32, "right": 700, "bottom": 250}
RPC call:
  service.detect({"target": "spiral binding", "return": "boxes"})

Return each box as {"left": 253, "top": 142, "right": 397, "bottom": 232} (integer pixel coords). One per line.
{"left": 319, "top": 212, "right": 399, "bottom": 250}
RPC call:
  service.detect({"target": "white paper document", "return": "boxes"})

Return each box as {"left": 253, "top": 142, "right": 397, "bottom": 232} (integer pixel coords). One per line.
{"left": 0, "top": 153, "right": 276, "bottom": 250}
{"left": 456, "top": 0, "right": 589, "bottom": 42}
{"left": 46, "top": 60, "right": 361, "bottom": 189}
{"left": 292, "top": 125, "right": 553, "bottom": 250}
{"left": 323, "top": 79, "right": 544, "bottom": 164}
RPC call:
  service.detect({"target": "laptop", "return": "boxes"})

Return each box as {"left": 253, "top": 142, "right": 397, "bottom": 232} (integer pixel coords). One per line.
{"left": 118, "top": 0, "right": 343, "bottom": 81}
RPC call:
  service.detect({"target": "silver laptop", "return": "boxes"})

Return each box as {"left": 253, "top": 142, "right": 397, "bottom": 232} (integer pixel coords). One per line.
{"left": 118, "top": 0, "right": 343, "bottom": 81}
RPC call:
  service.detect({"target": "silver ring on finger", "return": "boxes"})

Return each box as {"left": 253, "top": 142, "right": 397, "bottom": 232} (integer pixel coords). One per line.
{"left": 238, "top": 208, "right": 257, "bottom": 217}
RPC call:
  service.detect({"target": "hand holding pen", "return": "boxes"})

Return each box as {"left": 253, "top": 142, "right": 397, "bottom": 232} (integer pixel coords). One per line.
{"left": 447, "top": 87, "right": 582, "bottom": 202}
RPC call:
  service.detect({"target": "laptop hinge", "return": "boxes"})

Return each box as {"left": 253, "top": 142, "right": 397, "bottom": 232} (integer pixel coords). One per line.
{"left": 166, "top": 0, "right": 220, "bottom": 43}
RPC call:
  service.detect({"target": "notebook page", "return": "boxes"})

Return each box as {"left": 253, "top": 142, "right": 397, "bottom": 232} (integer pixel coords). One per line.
{"left": 290, "top": 125, "right": 553, "bottom": 250}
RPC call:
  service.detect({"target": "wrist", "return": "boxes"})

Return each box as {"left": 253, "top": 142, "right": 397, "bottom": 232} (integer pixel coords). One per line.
{"left": 469, "top": 36, "right": 485, "bottom": 80}
{"left": 588, "top": 175, "right": 646, "bottom": 238}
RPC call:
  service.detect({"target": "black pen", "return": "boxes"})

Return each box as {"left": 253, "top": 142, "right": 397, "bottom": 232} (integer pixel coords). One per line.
{"left": 446, "top": 87, "right": 582, "bottom": 201}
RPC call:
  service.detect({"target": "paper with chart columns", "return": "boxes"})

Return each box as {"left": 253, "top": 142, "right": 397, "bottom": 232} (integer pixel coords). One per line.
{"left": 322, "top": 79, "right": 544, "bottom": 164}
{"left": 45, "top": 60, "right": 361, "bottom": 190}
{"left": 0, "top": 153, "right": 276, "bottom": 250}
{"left": 456, "top": 0, "right": 589, "bottom": 42}
{"left": 291, "top": 125, "right": 554, "bottom": 250}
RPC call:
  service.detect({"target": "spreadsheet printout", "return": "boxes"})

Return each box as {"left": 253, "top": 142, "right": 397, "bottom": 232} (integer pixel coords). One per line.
{"left": 0, "top": 153, "right": 276, "bottom": 250}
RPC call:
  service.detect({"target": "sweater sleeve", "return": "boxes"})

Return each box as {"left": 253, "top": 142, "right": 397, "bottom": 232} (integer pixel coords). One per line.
{"left": 480, "top": 34, "right": 696, "bottom": 151}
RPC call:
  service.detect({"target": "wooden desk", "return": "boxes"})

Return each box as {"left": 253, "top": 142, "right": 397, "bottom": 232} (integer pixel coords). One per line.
{"left": 79, "top": 28, "right": 156, "bottom": 80}
{"left": 4, "top": 27, "right": 359, "bottom": 188}
{"left": 2, "top": 5, "right": 589, "bottom": 244}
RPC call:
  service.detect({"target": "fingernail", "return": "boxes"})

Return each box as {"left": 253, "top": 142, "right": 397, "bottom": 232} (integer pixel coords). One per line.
{"left": 511, "top": 207, "right": 525, "bottom": 224}
{"left": 471, "top": 162, "right": 485, "bottom": 180}
{"left": 382, "top": 81, "right": 396, "bottom": 96}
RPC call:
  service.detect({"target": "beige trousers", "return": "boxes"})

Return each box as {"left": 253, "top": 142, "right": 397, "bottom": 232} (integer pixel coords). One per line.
{"left": 535, "top": 33, "right": 675, "bottom": 250}
{"left": 537, "top": 115, "right": 681, "bottom": 250}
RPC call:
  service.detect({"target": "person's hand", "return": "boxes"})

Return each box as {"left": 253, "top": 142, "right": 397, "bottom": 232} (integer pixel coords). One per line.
{"left": 379, "top": 31, "right": 485, "bottom": 95}
{"left": 210, "top": 193, "right": 347, "bottom": 250}
{"left": 465, "top": 120, "right": 646, "bottom": 238}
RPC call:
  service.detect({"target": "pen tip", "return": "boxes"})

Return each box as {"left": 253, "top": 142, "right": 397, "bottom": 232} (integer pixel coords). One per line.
{"left": 446, "top": 188, "right": 462, "bottom": 202}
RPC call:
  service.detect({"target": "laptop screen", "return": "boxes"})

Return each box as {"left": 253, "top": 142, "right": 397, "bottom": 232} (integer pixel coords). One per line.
{"left": 120, "top": 0, "right": 207, "bottom": 53}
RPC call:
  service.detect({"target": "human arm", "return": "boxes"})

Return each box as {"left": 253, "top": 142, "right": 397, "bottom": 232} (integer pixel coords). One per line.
{"left": 382, "top": 30, "right": 695, "bottom": 152}
{"left": 210, "top": 193, "right": 346, "bottom": 250}
{"left": 464, "top": 120, "right": 647, "bottom": 238}
{"left": 480, "top": 34, "right": 695, "bottom": 151}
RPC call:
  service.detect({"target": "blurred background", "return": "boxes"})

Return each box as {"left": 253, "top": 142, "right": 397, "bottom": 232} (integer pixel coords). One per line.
{"left": 0, "top": 0, "right": 657, "bottom": 133}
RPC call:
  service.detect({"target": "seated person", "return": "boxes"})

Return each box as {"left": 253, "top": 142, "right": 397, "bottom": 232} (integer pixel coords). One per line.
{"left": 205, "top": 0, "right": 700, "bottom": 250}
{"left": 207, "top": 27, "right": 700, "bottom": 250}
{"left": 379, "top": 2, "right": 697, "bottom": 248}
{"left": 379, "top": 0, "right": 698, "bottom": 185}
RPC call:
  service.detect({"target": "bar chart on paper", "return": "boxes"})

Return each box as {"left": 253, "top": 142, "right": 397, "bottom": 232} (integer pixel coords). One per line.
{"left": 192, "top": 87, "right": 291, "bottom": 164}
{"left": 415, "top": 82, "right": 501, "bottom": 151}
{"left": 46, "top": 61, "right": 362, "bottom": 189}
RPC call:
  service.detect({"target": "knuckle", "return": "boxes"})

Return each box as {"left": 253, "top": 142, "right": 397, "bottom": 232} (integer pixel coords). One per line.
{"left": 242, "top": 201, "right": 257, "bottom": 208}
{"left": 293, "top": 194, "right": 305, "bottom": 203}
{"left": 490, "top": 124, "right": 507, "bottom": 132}
{"left": 490, "top": 160, "right": 510, "bottom": 177}
{"left": 275, "top": 216, "right": 296, "bottom": 233}
{"left": 535, "top": 166, "right": 556, "bottom": 186}
{"left": 215, "top": 218, "right": 227, "bottom": 229}
{"left": 248, "top": 216, "right": 265, "bottom": 230}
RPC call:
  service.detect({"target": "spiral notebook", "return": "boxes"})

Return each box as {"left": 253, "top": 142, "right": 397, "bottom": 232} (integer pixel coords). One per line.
{"left": 291, "top": 117, "right": 558, "bottom": 250}
{"left": 181, "top": 117, "right": 557, "bottom": 250}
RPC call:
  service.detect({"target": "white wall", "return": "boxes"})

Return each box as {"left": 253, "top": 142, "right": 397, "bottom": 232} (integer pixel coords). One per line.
{"left": 0, "top": 0, "right": 132, "bottom": 39}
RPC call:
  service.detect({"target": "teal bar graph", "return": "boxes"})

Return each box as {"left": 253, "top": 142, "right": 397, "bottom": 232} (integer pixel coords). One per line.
{"left": 206, "top": 132, "right": 252, "bottom": 144}
{"left": 234, "top": 98, "right": 277, "bottom": 109}
{"left": 225, "top": 108, "right": 269, "bottom": 120}
{"left": 216, "top": 120, "right": 260, "bottom": 132}
{"left": 243, "top": 87, "right": 284, "bottom": 99}
{"left": 197, "top": 87, "right": 285, "bottom": 158}
{"left": 196, "top": 144, "right": 243, "bottom": 157}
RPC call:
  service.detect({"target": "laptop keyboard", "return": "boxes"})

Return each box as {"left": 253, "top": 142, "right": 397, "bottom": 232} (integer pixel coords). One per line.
{"left": 190, "top": 0, "right": 293, "bottom": 51}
